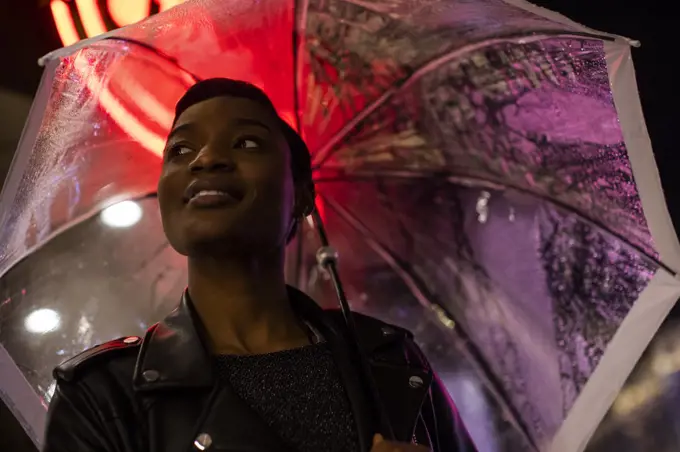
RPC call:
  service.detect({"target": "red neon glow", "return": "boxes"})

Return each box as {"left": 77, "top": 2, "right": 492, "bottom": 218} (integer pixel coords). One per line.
{"left": 50, "top": 0, "right": 191, "bottom": 157}
{"left": 74, "top": 0, "right": 107, "bottom": 37}
{"left": 51, "top": 0, "right": 191, "bottom": 46}
{"left": 107, "top": 0, "right": 151, "bottom": 28}
{"left": 315, "top": 198, "right": 326, "bottom": 224}
{"left": 73, "top": 54, "right": 167, "bottom": 156}
{"left": 157, "top": 0, "right": 186, "bottom": 10}
{"left": 50, "top": 1, "right": 79, "bottom": 46}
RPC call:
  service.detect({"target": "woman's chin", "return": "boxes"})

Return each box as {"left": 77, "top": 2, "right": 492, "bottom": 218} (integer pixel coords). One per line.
{"left": 186, "top": 229, "right": 244, "bottom": 252}
{"left": 184, "top": 228, "right": 281, "bottom": 257}
{"left": 167, "top": 212, "right": 284, "bottom": 256}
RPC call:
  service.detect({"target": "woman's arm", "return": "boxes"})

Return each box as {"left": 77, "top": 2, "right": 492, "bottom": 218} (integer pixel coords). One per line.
{"left": 43, "top": 382, "right": 115, "bottom": 452}
{"left": 42, "top": 336, "right": 143, "bottom": 452}
{"left": 427, "top": 372, "right": 477, "bottom": 452}
{"left": 405, "top": 340, "right": 477, "bottom": 452}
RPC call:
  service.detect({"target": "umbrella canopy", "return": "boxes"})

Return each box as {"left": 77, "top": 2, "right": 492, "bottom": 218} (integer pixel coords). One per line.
{"left": 0, "top": 0, "right": 678, "bottom": 451}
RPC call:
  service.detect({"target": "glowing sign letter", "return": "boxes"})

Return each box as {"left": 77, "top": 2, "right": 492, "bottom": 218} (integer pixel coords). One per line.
{"left": 107, "top": 0, "right": 152, "bottom": 27}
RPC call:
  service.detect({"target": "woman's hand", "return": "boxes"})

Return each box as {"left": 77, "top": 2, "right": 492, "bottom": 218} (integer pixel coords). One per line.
{"left": 371, "top": 434, "right": 430, "bottom": 451}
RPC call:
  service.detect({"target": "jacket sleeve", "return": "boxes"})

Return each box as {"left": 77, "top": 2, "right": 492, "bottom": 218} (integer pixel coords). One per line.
{"left": 42, "top": 381, "right": 114, "bottom": 452}
{"left": 406, "top": 340, "right": 477, "bottom": 452}
{"left": 427, "top": 372, "right": 478, "bottom": 452}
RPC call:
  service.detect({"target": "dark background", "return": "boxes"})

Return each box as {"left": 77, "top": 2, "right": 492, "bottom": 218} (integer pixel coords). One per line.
{"left": 0, "top": 0, "right": 675, "bottom": 450}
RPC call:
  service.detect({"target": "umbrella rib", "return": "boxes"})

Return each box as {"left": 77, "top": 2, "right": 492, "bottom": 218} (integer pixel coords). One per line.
{"left": 314, "top": 172, "right": 673, "bottom": 275}
{"left": 0, "top": 192, "right": 159, "bottom": 282}
{"left": 102, "top": 37, "right": 201, "bottom": 82}
{"left": 311, "top": 30, "right": 615, "bottom": 169}
{"left": 320, "top": 193, "right": 539, "bottom": 450}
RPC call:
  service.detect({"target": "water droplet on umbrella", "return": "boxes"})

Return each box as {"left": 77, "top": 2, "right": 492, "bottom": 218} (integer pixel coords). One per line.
{"left": 476, "top": 191, "right": 491, "bottom": 224}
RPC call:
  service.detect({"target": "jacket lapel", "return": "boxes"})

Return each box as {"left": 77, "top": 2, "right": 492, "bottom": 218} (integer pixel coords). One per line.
{"left": 142, "top": 384, "right": 290, "bottom": 452}
{"left": 288, "top": 287, "right": 433, "bottom": 446}
{"left": 191, "top": 385, "right": 291, "bottom": 452}
{"left": 335, "top": 313, "right": 433, "bottom": 443}
{"left": 133, "top": 292, "right": 287, "bottom": 452}
{"left": 369, "top": 362, "right": 432, "bottom": 443}
{"left": 289, "top": 287, "right": 376, "bottom": 452}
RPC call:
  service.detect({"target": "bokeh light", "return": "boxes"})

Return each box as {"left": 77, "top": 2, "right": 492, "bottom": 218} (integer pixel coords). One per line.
{"left": 24, "top": 309, "right": 61, "bottom": 334}
{"left": 100, "top": 200, "right": 143, "bottom": 228}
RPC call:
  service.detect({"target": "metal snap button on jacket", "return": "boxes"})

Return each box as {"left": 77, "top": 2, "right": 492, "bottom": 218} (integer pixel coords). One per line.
{"left": 409, "top": 375, "right": 424, "bottom": 388}
{"left": 381, "top": 326, "right": 395, "bottom": 336}
{"left": 194, "top": 432, "right": 212, "bottom": 450}
{"left": 142, "top": 369, "right": 160, "bottom": 383}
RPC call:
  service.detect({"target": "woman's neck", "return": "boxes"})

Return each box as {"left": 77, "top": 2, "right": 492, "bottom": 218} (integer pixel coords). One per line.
{"left": 187, "top": 253, "right": 310, "bottom": 355}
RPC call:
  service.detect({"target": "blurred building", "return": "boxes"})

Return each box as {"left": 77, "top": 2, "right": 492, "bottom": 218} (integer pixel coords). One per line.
{"left": 0, "top": 88, "right": 31, "bottom": 177}
{"left": 0, "top": 79, "right": 37, "bottom": 452}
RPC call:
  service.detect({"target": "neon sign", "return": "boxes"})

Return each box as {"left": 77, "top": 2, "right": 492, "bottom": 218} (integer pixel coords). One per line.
{"left": 50, "top": 0, "right": 188, "bottom": 46}
{"left": 49, "top": 0, "right": 192, "bottom": 158}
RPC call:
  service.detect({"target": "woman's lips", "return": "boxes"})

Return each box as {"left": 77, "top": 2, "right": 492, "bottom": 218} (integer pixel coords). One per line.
{"left": 187, "top": 190, "right": 241, "bottom": 208}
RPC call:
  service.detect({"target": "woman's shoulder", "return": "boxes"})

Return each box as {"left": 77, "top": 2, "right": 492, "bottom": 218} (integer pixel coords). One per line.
{"left": 322, "top": 309, "right": 431, "bottom": 366}
{"left": 53, "top": 335, "right": 143, "bottom": 385}
{"left": 324, "top": 309, "right": 414, "bottom": 339}
{"left": 45, "top": 337, "right": 147, "bottom": 450}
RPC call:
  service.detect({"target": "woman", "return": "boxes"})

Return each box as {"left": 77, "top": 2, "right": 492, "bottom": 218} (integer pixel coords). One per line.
{"left": 43, "top": 79, "right": 475, "bottom": 452}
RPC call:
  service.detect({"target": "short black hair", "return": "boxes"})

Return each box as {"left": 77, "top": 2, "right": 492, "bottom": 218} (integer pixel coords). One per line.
{"left": 174, "top": 78, "right": 315, "bottom": 242}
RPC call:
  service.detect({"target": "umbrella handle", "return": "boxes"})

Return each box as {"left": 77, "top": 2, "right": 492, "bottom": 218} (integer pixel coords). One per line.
{"left": 311, "top": 209, "right": 396, "bottom": 441}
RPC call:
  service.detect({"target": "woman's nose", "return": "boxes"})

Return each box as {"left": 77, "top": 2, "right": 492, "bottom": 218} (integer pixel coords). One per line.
{"left": 188, "top": 147, "right": 236, "bottom": 173}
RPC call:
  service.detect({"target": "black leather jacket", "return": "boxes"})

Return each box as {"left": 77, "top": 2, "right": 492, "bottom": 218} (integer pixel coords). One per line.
{"left": 43, "top": 287, "right": 476, "bottom": 452}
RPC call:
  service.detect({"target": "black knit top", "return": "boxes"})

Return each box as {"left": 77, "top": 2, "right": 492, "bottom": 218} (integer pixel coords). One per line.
{"left": 214, "top": 343, "right": 360, "bottom": 452}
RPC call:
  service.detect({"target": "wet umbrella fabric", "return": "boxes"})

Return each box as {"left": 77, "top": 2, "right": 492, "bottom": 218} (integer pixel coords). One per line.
{"left": 0, "top": 1, "right": 678, "bottom": 451}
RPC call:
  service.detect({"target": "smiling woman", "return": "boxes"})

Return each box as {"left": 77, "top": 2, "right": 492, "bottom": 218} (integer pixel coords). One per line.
{"left": 38, "top": 77, "right": 474, "bottom": 452}
{"left": 5, "top": 0, "right": 673, "bottom": 451}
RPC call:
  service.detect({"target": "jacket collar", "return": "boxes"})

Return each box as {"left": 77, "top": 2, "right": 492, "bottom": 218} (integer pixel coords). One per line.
{"left": 132, "top": 285, "right": 408, "bottom": 391}
{"left": 133, "top": 288, "right": 214, "bottom": 390}
{"left": 132, "top": 285, "right": 422, "bottom": 450}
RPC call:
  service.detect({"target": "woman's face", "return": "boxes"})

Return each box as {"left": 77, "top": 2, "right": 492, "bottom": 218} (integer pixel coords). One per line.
{"left": 157, "top": 95, "right": 296, "bottom": 256}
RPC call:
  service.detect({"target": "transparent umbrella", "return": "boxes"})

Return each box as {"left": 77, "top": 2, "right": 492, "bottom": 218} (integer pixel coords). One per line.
{"left": 0, "top": 1, "right": 678, "bottom": 451}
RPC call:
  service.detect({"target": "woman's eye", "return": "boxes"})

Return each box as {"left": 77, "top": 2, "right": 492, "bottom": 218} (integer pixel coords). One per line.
{"left": 168, "top": 145, "right": 193, "bottom": 158}
{"left": 235, "top": 138, "right": 260, "bottom": 149}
